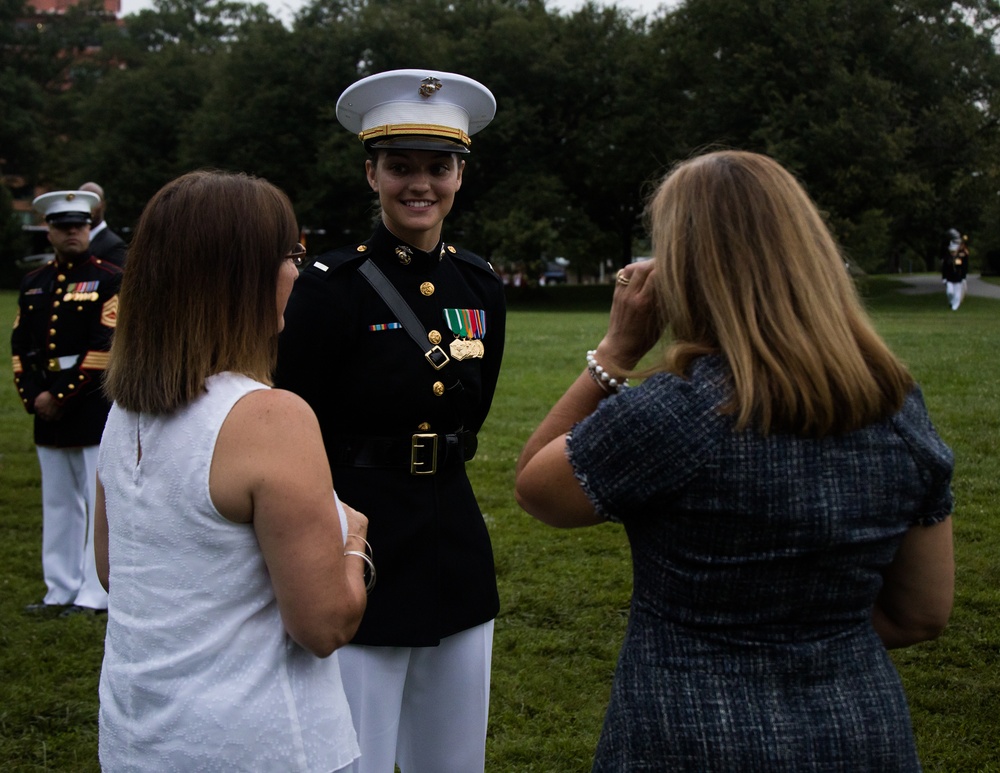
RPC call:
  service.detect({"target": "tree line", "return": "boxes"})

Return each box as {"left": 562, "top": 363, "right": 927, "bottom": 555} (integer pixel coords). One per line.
{"left": 4, "top": 0, "right": 1000, "bottom": 287}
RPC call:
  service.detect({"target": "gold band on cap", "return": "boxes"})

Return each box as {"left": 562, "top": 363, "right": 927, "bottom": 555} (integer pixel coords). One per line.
{"left": 359, "top": 122, "right": 472, "bottom": 147}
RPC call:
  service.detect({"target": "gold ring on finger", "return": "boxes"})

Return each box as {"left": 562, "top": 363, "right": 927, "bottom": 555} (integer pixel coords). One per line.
{"left": 616, "top": 269, "right": 630, "bottom": 286}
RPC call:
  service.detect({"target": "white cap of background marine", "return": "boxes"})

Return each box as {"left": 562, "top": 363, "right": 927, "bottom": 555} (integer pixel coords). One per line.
{"left": 336, "top": 69, "right": 496, "bottom": 154}
{"left": 32, "top": 190, "right": 100, "bottom": 226}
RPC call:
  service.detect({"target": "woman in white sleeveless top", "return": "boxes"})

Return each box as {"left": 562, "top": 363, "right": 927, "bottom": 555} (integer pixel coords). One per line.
{"left": 95, "top": 170, "right": 371, "bottom": 772}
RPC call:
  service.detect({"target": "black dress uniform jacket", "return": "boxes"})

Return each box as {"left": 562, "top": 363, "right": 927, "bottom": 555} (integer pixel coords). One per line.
{"left": 275, "top": 224, "right": 506, "bottom": 647}
{"left": 11, "top": 255, "right": 121, "bottom": 447}
{"left": 942, "top": 248, "right": 969, "bottom": 283}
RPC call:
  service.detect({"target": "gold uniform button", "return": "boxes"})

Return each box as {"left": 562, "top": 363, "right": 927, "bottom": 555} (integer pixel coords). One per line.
{"left": 417, "top": 422, "right": 431, "bottom": 431}
{"left": 78, "top": 374, "right": 85, "bottom": 381}
{"left": 420, "top": 282, "right": 435, "bottom": 297}
{"left": 77, "top": 306, "right": 83, "bottom": 311}
{"left": 432, "top": 381, "right": 445, "bottom": 397}
{"left": 448, "top": 245, "right": 457, "bottom": 254}
{"left": 357, "top": 245, "right": 368, "bottom": 252}
{"left": 48, "top": 343, "right": 56, "bottom": 350}
{"left": 428, "top": 330, "right": 442, "bottom": 345}
{"left": 68, "top": 384, "right": 75, "bottom": 390}
{"left": 51, "top": 315, "right": 58, "bottom": 322}
{"left": 57, "top": 274, "right": 66, "bottom": 282}
{"left": 49, "top": 328, "right": 56, "bottom": 335}
{"left": 57, "top": 393, "right": 64, "bottom": 399}
{"left": 53, "top": 301, "right": 60, "bottom": 308}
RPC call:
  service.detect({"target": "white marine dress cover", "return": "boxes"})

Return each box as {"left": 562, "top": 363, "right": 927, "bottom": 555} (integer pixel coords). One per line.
{"left": 97, "top": 372, "right": 359, "bottom": 772}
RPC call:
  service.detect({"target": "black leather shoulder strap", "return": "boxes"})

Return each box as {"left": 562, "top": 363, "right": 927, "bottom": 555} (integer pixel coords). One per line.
{"left": 357, "top": 259, "right": 451, "bottom": 371}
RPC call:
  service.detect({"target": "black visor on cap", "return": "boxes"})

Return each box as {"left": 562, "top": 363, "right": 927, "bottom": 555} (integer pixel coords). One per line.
{"left": 47, "top": 211, "right": 92, "bottom": 226}
{"left": 365, "top": 135, "right": 470, "bottom": 155}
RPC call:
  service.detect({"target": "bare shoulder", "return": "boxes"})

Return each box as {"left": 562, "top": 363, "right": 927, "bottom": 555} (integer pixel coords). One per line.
{"left": 217, "top": 388, "right": 324, "bottom": 471}
{"left": 212, "top": 387, "right": 326, "bottom": 522}
{"left": 226, "top": 387, "right": 319, "bottom": 434}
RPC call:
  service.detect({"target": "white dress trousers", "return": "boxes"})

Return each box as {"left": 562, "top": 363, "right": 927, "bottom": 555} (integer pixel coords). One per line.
{"left": 36, "top": 444, "right": 108, "bottom": 609}
{"left": 339, "top": 620, "right": 494, "bottom": 773}
{"left": 945, "top": 279, "right": 967, "bottom": 310}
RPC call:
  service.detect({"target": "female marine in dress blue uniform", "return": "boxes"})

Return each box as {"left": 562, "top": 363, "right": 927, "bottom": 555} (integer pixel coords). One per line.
{"left": 275, "top": 70, "right": 505, "bottom": 773}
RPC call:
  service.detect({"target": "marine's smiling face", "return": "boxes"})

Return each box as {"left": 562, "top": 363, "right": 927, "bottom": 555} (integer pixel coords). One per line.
{"left": 366, "top": 149, "right": 464, "bottom": 251}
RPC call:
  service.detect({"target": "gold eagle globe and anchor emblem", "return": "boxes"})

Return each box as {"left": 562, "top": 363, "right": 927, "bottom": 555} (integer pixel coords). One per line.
{"left": 419, "top": 77, "right": 443, "bottom": 98}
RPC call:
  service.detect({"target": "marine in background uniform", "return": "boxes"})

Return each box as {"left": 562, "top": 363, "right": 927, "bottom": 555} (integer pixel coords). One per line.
{"left": 12, "top": 190, "right": 121, "bottom": 616}
{"left": 941, "top": 228, "right": 969, "bottom": 311}
{"left": 275, "top": 69, "right": 505, "bottom": 773}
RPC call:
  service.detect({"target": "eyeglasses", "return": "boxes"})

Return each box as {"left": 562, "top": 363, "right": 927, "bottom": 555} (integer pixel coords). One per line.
{"left": 286, "top": 243, "right": 308, "bottom": 268}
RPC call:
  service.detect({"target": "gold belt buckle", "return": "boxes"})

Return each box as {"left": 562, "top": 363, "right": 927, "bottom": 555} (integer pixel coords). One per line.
{"left": 410, "top": 433, "right": 438, "bottom": 475}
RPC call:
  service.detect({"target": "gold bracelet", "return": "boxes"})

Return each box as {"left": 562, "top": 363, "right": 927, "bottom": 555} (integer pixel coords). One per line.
{"left": 344, "top": 549, "right": 377, "bottom": 593}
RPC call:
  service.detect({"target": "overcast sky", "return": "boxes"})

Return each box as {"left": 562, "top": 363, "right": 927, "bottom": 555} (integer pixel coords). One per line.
{"left": 118, "top": 0, "right": 676, "bottom": 24}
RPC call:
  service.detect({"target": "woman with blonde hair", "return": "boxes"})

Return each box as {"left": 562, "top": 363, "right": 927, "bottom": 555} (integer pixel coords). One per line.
{"left": 96, "top": 170, "right": 370, "bottom": 771}
{"left": 516, "top": 150, "right": 954, "bottom": 771}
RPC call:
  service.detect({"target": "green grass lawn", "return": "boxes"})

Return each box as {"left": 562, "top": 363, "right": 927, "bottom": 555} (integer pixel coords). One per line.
{"left": 1, "top": 279, "right": 997, "bottom": 771}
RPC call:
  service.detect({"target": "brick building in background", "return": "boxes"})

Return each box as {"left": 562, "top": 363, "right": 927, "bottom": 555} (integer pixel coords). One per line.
{"left": 26, "top": 0, "right": 120, "bottom": 16}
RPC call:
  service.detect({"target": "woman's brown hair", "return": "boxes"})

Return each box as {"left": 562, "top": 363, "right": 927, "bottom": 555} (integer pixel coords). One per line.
{"left": 647, "top": 150, "right": 913, "bottom": 437}
{"left": 104, "top": 170, "right": 298, "bottom": 414}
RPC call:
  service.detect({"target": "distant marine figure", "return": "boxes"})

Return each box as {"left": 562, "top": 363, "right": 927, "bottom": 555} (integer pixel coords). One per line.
{"left": 941, "top": 228, "right": 969, "bottom": 311}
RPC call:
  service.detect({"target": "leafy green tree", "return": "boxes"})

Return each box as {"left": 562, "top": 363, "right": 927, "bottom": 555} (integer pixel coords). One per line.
{"left": 13, "top": 0, "right": 1000, "bottom": 278}
{"left": 56, "top": 0, "right": 282, "bottom": 228}
{"left": 646, "top": 0, "right": 1000, "bottom": 271}
{"left": 442, "top": 0, "right": 660, "bottom": 268}
{"left": 63, "top": 46, "right": 213, "bottom": 228}
{"left": 1, "top": 0, "right": 48, "bottom": 188}
{"left": 181, "top": 7, "right": 370, "bottom": 245}
{"left": 0, "top": 182, "right": 29, "bottom": 287}
{"left": 2, "top": 0, "right": 115, "bottom": 189}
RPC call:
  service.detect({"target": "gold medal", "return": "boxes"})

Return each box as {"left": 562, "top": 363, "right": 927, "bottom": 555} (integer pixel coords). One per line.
{"left": 450, "top": 339, "right": 472, "bottom": 360}
{"left": 449, "top": 338, "right": 485, "bottom": 360}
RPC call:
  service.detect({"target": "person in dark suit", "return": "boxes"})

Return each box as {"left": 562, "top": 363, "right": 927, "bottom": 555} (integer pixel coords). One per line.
{"left": 79, "top": 182, "right": 127, "bottom": 267}
{"left": 275, "top": 69, "right": 505, "bottom": 773}
{"left": 12, "top": 190, "right": 122, "bottom": 617}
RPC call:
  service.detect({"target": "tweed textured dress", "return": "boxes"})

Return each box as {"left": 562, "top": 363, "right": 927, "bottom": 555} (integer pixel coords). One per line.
{"left": 566, "top": 357, "right": 953, "bottom": 773}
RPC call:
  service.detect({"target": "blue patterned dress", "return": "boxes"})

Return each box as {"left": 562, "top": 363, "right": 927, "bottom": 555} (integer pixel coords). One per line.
{"left": 566, "top": 357, "right": 953, "bottom": 772}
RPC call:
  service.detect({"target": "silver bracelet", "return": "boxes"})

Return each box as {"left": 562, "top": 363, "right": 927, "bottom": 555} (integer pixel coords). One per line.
{"left": 344, "top": 550, "right": 377, "bottom": 593}
{"left": 586, "top": 349, "right": 629, "bottom": 394}
{"left": 345, "top": 533, "right": 373, "bottom": 558}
